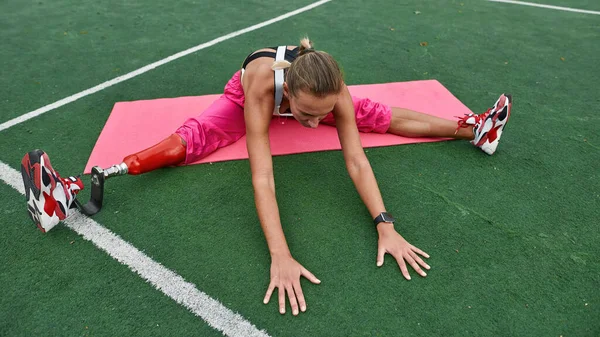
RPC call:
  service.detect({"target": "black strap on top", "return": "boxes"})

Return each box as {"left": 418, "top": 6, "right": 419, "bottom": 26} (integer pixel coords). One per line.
{"left": 241, "top": 47, "right": 300, "bottom": 69}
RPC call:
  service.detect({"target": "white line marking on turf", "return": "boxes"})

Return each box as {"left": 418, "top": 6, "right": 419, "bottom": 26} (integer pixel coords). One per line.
{"left": 0, "top": 0, "right": 332, "bottom": 133}
{"left": 0, "top": 160, "right": 270, "bottom": 337}
{"left": 488, "top": 0, "right": 600, "bottom": 15}
{"left": 0, "top": 162, "right": 25, "bottom": 195}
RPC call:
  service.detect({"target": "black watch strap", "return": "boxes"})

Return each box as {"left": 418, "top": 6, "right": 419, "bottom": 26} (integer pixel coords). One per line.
{"left": 373, "top": 212, "right": 395, "bottom": 226}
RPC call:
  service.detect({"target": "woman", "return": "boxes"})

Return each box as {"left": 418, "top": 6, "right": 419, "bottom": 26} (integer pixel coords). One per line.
{"left": 22, "top": 37, "right": 512, "bottom": 316}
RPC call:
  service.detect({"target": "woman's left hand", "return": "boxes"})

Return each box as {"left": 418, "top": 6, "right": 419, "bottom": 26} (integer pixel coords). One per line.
{"left": 376, "top": 223, "right": 431, "bottom": 280}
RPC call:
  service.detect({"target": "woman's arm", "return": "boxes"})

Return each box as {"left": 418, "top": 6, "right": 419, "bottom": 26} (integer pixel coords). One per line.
{"left": 243, "top": 65, "right": 320, "bottom": 316}
{"left": 332, "top": 84, "right": 387, "bottom": 219}
{"left": 333, "top": 83, "right": 431, "bottom": 280}
{"left": 244, "top": 66, "right": 290, "bottom": 257}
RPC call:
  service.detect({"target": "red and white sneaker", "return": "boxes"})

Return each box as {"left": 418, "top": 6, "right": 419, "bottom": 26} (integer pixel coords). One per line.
{"left": 20, "top": 150, "right": 84, "bottom": 232}
{"left": 456, "top": 94, "right": 512, "bottom": 155}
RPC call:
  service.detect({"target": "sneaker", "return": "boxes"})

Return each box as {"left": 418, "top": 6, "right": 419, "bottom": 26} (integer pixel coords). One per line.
{"left": 20, "top": 150, "right": 84, "bottom": 232}
{"left": 456, "top": 94, "right": 512, "bottom": 155}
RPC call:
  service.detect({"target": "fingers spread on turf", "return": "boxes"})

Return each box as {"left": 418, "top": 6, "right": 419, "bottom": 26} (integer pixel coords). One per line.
{"left": 404, "top": 253, "right": 427, "bottom": 277}
{"left": 293, "top": 281, "right": 307, "bottom": 312}
{"left": 377, "top": 247, "right": 385, "bottom": 267}
{"left": 278, "top": 286, "right": 286, "bottom": 314}
{"left": 286, "top": 285, "right": 299, "bottom": 316}
{"left": 393, "top": 254, "right": 411, "bottom": 280}
{"left": 264, "top": 282, "right": 276, "bottom": 304}
{"left": 301, "top": 267, "right": 321, "bottom": 284}
{"left": 410, "top": 250, "right": 431, "bottom": 270}
{"left": 411, "top": 245, "right": 430, "bottom": 259}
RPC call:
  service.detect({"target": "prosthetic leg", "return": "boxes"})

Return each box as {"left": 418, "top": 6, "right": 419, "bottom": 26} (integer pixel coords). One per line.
{"left": 79, "top": 133, "right": 186, "bottom": 214}
{"left": 104, "top": 133, "right": 187, "bottom": 176}
{"left": 22, "top": 134, "right": 187, "bottom": 231}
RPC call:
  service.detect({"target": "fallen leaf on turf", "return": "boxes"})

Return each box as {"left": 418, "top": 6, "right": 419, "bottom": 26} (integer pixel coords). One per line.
{"left": 420, "top": 42, "right": 428, "bottom": 47}
{"left": 560, "top": 57, "right": 565, "bottom": 61}
{"left": 79, "top": 31, "right": 88, "bottom": 35}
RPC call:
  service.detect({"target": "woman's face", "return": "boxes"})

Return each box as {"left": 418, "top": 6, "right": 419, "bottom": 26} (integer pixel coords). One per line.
{"left": 286, "top": 86, "right": 338, "bottom": 129}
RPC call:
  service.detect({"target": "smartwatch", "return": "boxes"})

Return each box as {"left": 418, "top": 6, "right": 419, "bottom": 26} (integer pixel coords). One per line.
{"left": 373, "top": 212, "right": 395, "bottom": 226}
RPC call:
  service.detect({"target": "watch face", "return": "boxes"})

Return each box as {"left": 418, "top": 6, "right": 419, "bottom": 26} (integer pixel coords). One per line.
{"left": 381, "top": 212, "right": 395, "bottom": 222}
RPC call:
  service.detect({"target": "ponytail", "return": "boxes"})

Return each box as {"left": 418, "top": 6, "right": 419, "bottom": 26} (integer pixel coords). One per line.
{"left": 298, "top": 37, "right": 314, "bottom": 56}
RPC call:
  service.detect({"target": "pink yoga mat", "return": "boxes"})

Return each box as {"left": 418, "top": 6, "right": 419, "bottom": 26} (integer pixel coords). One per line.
{"left": 84, "top": 80, "right": 472, "bottom": 174}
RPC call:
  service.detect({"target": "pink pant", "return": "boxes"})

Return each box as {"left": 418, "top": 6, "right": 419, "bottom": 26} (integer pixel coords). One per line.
{"left": 175, "top": 71, "right": 392, "bottom": 164}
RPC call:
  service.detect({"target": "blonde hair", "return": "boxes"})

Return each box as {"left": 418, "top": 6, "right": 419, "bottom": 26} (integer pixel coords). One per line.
{"left": 271, "top": 37, "right": 343, "bottom": 98}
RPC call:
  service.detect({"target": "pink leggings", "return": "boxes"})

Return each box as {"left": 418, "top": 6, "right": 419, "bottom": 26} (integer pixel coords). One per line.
{"left": 175, "top": 71, "right": 392, "bottom": 164}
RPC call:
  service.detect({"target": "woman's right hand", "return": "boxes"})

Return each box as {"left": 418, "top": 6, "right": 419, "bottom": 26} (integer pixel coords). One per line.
{"left": 263, "top": 254, "right": 321, "bottom": 316}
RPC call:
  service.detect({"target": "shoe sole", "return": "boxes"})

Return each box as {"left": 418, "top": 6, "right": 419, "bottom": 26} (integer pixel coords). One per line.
{"left": 474, "top": 94, "right": 512, "bottom": 155}
{"left": 21, "top": 150, "right": 62, "bottom": 232}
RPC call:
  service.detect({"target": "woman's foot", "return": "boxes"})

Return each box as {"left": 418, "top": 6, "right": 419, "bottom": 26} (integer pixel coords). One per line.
{"left": 456, "top": 94, "right": 512, "bottom": 155}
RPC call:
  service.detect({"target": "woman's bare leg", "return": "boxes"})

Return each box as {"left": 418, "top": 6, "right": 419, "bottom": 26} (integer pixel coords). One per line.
{"left": 387, "top": 107, "right": 474, "bottom": 140}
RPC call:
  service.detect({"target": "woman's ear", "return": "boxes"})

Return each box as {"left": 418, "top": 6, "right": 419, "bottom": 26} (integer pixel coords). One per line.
{"left": 283, "top": 82, "right": 289, "bottom": 98}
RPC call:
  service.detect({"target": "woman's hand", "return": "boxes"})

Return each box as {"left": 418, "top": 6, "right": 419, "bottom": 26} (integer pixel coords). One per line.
{"left": 264, "top": 254, "right": 321, "bottom": 315}
{"left": 376, "top": 223, "right": 431, "bottom": 280}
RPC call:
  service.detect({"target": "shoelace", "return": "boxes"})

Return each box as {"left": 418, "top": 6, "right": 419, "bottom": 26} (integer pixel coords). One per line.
{"left": 454, "top": 108, "right": 493, "bottom": 134}
{"left": 57, "top": 174, "right": 83, "bottom": 198}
